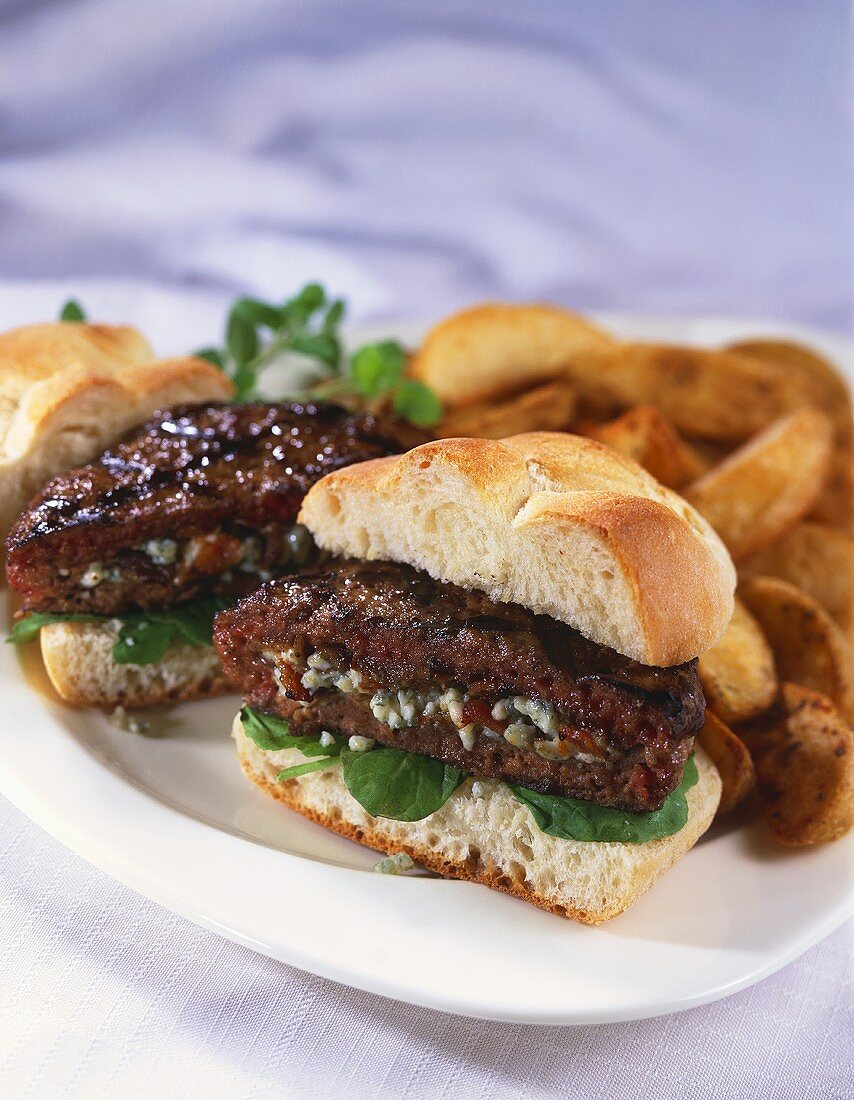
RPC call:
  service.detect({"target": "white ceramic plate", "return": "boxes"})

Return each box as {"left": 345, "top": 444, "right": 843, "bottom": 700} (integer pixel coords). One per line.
{"left": 1, "top": 314, "right": 852, "bottom": 1026}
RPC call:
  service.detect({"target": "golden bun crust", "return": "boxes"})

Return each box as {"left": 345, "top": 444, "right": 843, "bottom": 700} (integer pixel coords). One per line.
{"left": 300, "top": 431, "right": 736, "bottom": 665}
{"left": 40, "top": 621, "right": 232, "bottom": 708}
{"left": 0, "top": 322, "right": 233, "bottom": 547}
{"left": 410, "top": 302, "right": 615, "bottom": 408}
{"left": 234, "top": 716, "right": 721, "bottom": 924}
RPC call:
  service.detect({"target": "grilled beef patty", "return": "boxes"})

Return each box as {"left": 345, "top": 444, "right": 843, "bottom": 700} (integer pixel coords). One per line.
{"left": 6, "top": 402, "right": 421, "bottom": 614}
{"left": 214, "top": 560, "right": 705, "bottom": 811}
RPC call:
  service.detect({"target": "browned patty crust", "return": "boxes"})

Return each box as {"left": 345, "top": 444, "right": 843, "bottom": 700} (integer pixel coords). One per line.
{"left": 214, "top": 560, "right": 705, "bottom": 811}
{"left": 6, "top": 402, "right": 422, "bottom": 614}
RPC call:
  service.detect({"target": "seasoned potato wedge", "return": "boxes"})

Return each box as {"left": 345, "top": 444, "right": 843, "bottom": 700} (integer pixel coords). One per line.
{"left": 684, "top": 409, "right": 832, "bottom": 559}
{"left": 727, "top": 338, "right": 852, "bottom": 444}
{"left": 411, "top": 303, "right": 614, "bottom": 408}
{"left": 809, "top": 446, "right": 853, "bottom": 533}
{"left": 698, "top": 598, "right": 777, "bottom": 724}
{"left": 435, "top": 380, "right": 577, "bottom": 439}
{"left": 739, "top": 522, "right": 853, "bottom": 632}
{"left": 740, "top": 576, "right": 854, "bottom": 724}
{"left": 560, "top": 343, "right": 813, "bottom": 443}
{"left": 698, "top": 711, "right": 756, "bottom": 814}
{"left": 579, "top": 405, "right": 708, "bottom": 488}
{"left": 742, "top": 683, "right": 854, "bottom": 846}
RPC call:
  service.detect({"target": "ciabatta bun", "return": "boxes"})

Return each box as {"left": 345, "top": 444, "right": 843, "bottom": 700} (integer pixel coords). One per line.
{"left": 40, "top": 621, "right": 231, "bottom": 708}
{"left": 234, "top": 714, "right": 721, "bottom": 924}
{"left": 299, "top": 432, "right": 735, "bottom": 666}
{"left": 0, "top": 322, "right": 233, "bottom": 545}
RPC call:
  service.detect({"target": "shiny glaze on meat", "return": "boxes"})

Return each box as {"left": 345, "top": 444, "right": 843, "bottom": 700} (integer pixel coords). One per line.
{"left": 6, "top": 402, "right": 421, "bottom": 610}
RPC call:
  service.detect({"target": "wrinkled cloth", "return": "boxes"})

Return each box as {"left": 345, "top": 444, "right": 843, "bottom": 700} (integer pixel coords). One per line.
{"left": 0, "top": 2, "right": 852, "bottom": 1098}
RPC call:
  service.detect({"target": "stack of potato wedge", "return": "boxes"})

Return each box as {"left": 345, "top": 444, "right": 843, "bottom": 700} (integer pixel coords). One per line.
{"left": 411, "top": 303, "right": 854, "bottom": 847}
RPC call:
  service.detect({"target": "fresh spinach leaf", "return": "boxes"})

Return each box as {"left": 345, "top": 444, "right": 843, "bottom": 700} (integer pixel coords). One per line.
{"left": 241, "top": 707, "right": 344, "bottom": 757}
{"left": 341, "top": 745, "right": 466, "bottom": 822}
{"left": 511, "top": 755, "right": 699, "bottom": 844}
{"left": 6, "top": 611, "right": 101, "bottom": 643}
{"left": 111, "top": 595, "right": 231, "bottom": 664}
{"left": 8, "top": 596, "right": 229, "bottom": 666}
{"left": 277, "top": 757, "right": 342, "bottom": 781}
{"left": 113, "top": 619, "right": 174, "bottom": 664}
{"left": 245, "top": 704, "right": 465, "bottom": 821}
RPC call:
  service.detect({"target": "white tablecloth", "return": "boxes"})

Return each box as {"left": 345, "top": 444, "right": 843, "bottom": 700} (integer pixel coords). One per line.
{"left": 0, "top": 2, "right": 851, "bottom": 1097}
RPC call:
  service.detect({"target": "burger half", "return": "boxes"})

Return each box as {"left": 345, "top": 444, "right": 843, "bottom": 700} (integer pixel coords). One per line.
{"left": 215, "top": 432, "right": 734, "bottom": 922}
{"left": 6, "top": 401, "right": 421, "bottom": 706}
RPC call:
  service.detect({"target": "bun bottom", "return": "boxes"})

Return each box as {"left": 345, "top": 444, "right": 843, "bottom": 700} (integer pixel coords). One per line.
{"left": 233, "top": 715, "right": 721, "bottom": 924}
{"left": 40, "top": 621, "right": 232, "bottom": 707}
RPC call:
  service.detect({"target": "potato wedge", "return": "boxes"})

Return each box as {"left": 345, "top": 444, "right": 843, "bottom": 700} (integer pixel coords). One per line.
{"left": 560, "top": 343, "right": 814, "bottom": 442}
{"left": 740, "top": 576, "right": 854, "bottom": 723}
{"left": 435, "top": 380, "right": 577, "bottom": 439}
{"left": 579, "top": 405, "right": 709, "bottom": 488}
{"left": 742, "top": 683, "right": 854, "bottom": 846}
{"left": 683, "top": 408, "right": 832, "bottom": 559}
{"left": 697, "top": 711, "right": 756, "bottom": 814}
{"left": 809, "top": 445, "right": 853, "bottom": 533}
{"left": 727, "top": 338, "right": 852, "bottom": 445}
{"left": 739, "top": 521, "right": 853, "bottom": 632}
{"left": 411, "top": 303, "right": 615, "bottom": 408}
{"left": 698, "top": 598, "right": 778, "bottom": 724}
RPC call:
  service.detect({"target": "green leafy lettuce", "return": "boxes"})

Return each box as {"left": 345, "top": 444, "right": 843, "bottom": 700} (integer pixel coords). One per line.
{"left": 243, "top": 707, "right": 698, "bottom": 843}
{"left": 241, "top": 707, "right": 465, "bottom": 820}
{"left": 340, "top": 745, "right": 466, "bottom": 822}
{"left": 510, "top": 755, "right": 699, "bottom": 844}
{"left": 7, "top": 595, "right": 230, "bottom": 667}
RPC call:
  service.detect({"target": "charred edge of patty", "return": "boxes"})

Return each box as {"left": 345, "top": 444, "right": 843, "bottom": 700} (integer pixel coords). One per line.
{"left": 245, "top": 645, "right": 695, "bottom": 812}
{"left": 15, "top": 523, "right": 317, "bottom": 615}
{"left": 5, "top": 401, "right": 426, "bottom": 559}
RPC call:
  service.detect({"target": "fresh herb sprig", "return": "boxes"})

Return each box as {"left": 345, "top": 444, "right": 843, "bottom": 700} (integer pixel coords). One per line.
{"left": 195, "top": 283, "right": 345, "bottom": 402}
{"left": 59, "top": 299, "right": 87, "bottom": 322}
{"left": 198, "top": 282, "right": 442, "bottom": 425}
{"left": 57, "top": 282, "right": 443, "bottom": 426}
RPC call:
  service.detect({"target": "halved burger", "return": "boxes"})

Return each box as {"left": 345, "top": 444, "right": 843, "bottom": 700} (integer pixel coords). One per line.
{"left": 6, "top": 400, "right": 422, "bottom": 706}
{"left": 216, "top": 432, "right": 733, "bottom": 922}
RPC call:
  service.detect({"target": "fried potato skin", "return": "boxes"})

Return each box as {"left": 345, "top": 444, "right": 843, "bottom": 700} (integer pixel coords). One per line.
{"left": 563, "top": 343, "right": 814, "bottom": 443}
{"left": 739, "top": 522, "right": 853, "bottom": 632}
{"left": 435, "top": 380, "right": 577, "bottom": 439}
{"left": 411, "top": 303, "right": 614, "bottom": 408}
{"left": 727, "top": 339, "right": 852, "bottom": 445}
{"left": 684, "top": 409, "right": 833, "bottom": 560}
{"left": 578, "top": 405, "right": 708, "bottom": 489}
{"left": 698, "top": 598, "right": 777, "bottom": 724}
{"left": 740, "top": 576, "right": 854, "bottom": 725}
{"left": 698, "top": 711, "right": 756, "bottom": 814}
{"left": 741, "top": 683, "right": 854, "bottom": 846}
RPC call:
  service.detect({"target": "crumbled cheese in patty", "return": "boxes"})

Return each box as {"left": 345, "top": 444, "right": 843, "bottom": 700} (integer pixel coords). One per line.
{"left": 272, "top": 651, "right": 609, "bottom": 764}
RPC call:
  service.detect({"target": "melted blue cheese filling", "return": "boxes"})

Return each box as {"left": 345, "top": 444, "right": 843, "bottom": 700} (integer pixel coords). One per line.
{"left": 266, "top": 650, "right": 611, "bottom": 764}
{"left": 73, "top": 524, "right": 313, "bottom": 591}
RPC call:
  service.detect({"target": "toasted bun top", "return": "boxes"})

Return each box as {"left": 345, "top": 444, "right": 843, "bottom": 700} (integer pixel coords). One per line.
{"left": 299, "top": 432, "right": 736, "bottom": 666}
{"left": 0, "top": 322, "right": 234, "bottom": 547}
{"left": 0, "top": 322, "right": 233, "bottom": 462}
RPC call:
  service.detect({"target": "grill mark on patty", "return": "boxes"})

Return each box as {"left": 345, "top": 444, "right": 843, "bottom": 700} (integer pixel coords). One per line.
{"left": 6, "top": 402, "right": 423, "bottom": 614}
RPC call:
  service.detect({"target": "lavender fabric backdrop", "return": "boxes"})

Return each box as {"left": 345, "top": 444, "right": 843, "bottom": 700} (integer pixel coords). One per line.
{"left": 0, "top": 2, "right": 851, "bottom": 1097}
